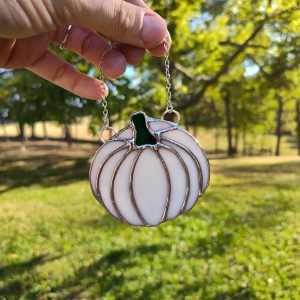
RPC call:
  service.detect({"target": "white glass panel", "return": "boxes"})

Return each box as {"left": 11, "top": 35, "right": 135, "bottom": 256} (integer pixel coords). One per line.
{"left": 113, "top": 150, "right": 143, "bottom": 225}
{"left": 148, "top": 120, "right": 173, "bottom": 132}
{"left": 162, "top": 140, "right": 199, "bottom": 211}
{"left": 159, "top": 147, "right": 187, "bottom": 219}
{"left": 90, "top": 141, "right": 126, "bottom": 195}
{"left": 115, "top": 127, "right": 134, "bottom": 139}
{"left": 99, "top": 148, "right": 128, "bottom": 218}
{"left": 162, "top": 129, "right": 210, "bottom": 192}
{"left": 132, "top": 148, "right": 168, "bottom": 226}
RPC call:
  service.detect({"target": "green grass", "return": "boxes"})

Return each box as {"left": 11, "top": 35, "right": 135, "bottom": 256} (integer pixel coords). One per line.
{"left": 0, "top": 142, "right": 300, "bottom": 299}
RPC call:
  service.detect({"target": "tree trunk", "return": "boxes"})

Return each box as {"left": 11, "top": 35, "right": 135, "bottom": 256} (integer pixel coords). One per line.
{"left": 214, "top": 128, "right": 220, "bottom": 154}
{"left": 1, "top": 120, "right": 8, "bottom": 140}
{"left": 234, "top": 130, "right": 239, "bottom": 154}
{"left": 242, "top": 127, "right": 247, "bottom": 156}
{"left": 42, "top": 121, "right": 48, "bottom": 140}
{"left": 18, "top": 122, "right": 26, "bottom": 142}
{"left": 64, "top": 124, "right": 72, "bottom": 147}
{"left": 275, "top": 95, "right": 283, "bottom": 156}
{"left": 224, "top": 94, "right": 235, "bottom": 156}
{"left": 18, "top": 122, "right": 26, "bottom": 151}
{"left": 31, "top": 123, "right": 36, "bottom": 139}
{"left": 296, "top": 99, "right": 300, "bottom": 156}
{"left": 193, "top": 126, "right": 198, "bottom": 139}
{"left": 183, "top": 113, "right": 190, "bottom": 132}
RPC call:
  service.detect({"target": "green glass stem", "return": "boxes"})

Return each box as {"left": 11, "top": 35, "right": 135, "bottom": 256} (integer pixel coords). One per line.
{"left": 131, "top": 113, "right": 157, "bottom": 146}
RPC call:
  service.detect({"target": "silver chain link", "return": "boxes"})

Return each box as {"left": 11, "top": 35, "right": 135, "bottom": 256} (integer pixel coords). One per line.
{"left": 163, "top": 38, "right": 173, "bottom": 111}
{"left": 99, "top": 41, "right": 119, "bottom": 128}
{"left": 99, "top": 38, "right": 173, "bottom": 127}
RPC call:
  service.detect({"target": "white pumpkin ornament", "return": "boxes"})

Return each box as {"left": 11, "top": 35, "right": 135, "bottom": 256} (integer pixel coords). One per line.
{"left": 90, "top": 112, "right": 210, "bottom": 226}
{"left": 89, "top": 39, "right": 210, "bottom": 226}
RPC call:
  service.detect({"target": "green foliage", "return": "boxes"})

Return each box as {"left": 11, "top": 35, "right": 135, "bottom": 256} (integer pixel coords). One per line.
{"left": 127, "top": 0, "right": 300, "bottom": 154}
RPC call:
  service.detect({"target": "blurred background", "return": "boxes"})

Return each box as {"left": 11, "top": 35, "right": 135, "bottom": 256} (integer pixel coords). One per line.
{"left": 0, "top": 0, "right": 300, "bottom": 299}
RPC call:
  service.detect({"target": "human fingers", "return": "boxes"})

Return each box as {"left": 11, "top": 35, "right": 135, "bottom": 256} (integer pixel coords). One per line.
{"left": 52, "top": 26, "right": 146, "bottom": 76}
{"left": 124, "top": 0, "right": 148, "bottom": 9}
{"left": 117, "top": 44, "right": 145, "bottom": 65}
{"left": 124, "top": 0, "right": 171, "bottom": 56}
{"left": 0, "top": 34, "right": 49, "bottom": 68}
{"left": 26, "top": 50, "right": 108, "bottom": 100}
{"left": 64, "top": 0, "right": 168, "bottom": 49}
{"left": 147, "top": 31, "right": 172, "bottom": 57}
{"left": 50, "top": 26, "right": 127, "bottom": 79}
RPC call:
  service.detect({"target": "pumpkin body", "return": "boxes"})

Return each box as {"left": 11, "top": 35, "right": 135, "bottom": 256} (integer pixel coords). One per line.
{"left": 89, "top": 112, "right": 210, "bottom": 226}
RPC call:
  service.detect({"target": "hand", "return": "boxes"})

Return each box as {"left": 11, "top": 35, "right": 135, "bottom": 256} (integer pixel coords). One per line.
{"left": 0, "top": 0, "right": 171, "bottom": 99}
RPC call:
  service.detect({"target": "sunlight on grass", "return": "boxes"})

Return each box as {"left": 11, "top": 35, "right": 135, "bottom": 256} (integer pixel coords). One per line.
{"left": 0, "top": 143, "right": 299, "bottom": 299}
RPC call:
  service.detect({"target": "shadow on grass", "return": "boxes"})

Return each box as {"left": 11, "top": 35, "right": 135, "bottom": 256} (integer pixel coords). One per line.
{"left": 188, "top": 287, "right": 254, "bottom": 300}
{"left": 213, "top": 160, "right": 300, "bottom": 191}
{"left": 0, "top": 254, "right": 61, "bottom": 298}
{"left": 51, "top": 244, "right": 169, "bottom": 300}
{"left": 0, "top": 154, "right": 90, "bottom": 194}
{"left": 177, "top": 277, "right": 255, "bottom": 300}
{"left": 83, "top": 213, "right": 126, "bottom": 231}
{"left": 216, "top": 161, "right": 300, "bottom": 176}
{"left": 48, "top": 226, "right": 236, "bottom": 299}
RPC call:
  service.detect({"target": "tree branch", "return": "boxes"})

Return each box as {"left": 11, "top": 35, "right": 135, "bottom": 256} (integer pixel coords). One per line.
{"left": 173, "top": 62, "right": 195, "bottom": 80}
{"left": 178, "top": 21, "right": 265, "bottom": 109}
{"left": 176, "top": 5, "right": 300, "bottom": 109}
{"left": 247, "top": 55, "right": 271, "bottom": 77}
{"left": 219, "top": 40, "right": 268, "bottom": 49}
{"left": 173, "top": 62, "right": 211, "bottom": 81}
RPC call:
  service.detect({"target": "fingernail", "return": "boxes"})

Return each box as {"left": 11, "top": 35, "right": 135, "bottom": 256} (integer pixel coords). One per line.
{"left": 104, "top": 85, "right": 109, "bottom": 97}
{"left": 100, "top": 83, "right": 109, "bottom": 98}
{"left": 140, "top": 15, "right": 166, "bottom": 46}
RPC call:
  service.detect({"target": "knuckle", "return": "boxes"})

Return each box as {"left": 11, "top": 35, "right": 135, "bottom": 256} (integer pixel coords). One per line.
{"left": 0, "top": 39, "right": 16, "bottom": 68}
{"left": 69, "top": 76, "right": 82, "bottom": 94}
{"left": 113, "top": 0, "right": 136, "bottom": 35}
{"left": 51, "top": 63, "right": 71, "bottom": 83}
{"left": 81, "top": 33, "right": 97, "bottom": 57}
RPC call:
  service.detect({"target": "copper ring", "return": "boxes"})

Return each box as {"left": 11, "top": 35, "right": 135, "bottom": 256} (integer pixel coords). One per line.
{"left": 100, "top": 126, "right": 117, "bottom": 143}
{"left": 161, "top": 109, "right": 181, "bottom": 124}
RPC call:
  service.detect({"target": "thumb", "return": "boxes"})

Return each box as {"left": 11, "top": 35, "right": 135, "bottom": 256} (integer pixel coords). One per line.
{"left": 65, "top": 0, "right": 167, "bottom": 48}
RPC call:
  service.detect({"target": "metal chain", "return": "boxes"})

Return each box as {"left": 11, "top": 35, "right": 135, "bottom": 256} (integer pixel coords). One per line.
{"left": 99, "top": 41, "right": 119, "bottom": 128}
{"left": 163, "top": 38, "right": 173, "bottom": 111}
{"left": 161, "top": 38, "right": 181, "bottom": 124}
{"left": 99, "top": 38, "right": 174, "bottom": 127}
{"left": 59, "top": 25, "right": 72, "bottom": 49}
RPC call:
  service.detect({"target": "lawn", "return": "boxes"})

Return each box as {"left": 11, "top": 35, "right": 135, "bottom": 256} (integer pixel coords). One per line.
{"left": 0, "top": 142, "right": 300, "bottom": 299}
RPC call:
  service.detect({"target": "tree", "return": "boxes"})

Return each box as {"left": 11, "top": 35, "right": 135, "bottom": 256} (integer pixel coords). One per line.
{"left": 1, "top": 0, "right": 300, "bottom": 157}
{"left": 124, "top": 0, "right": 299, "bottom": 156}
